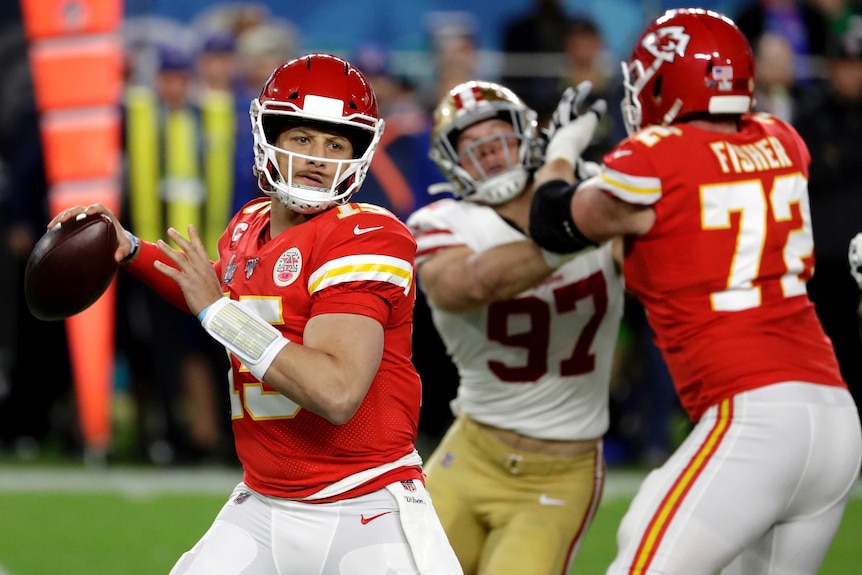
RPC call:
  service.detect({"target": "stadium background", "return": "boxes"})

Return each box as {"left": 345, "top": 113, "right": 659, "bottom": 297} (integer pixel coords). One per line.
{"left": 123, "top": 0, "right": 748, "bottom": 61}
{"left": 0, "top": 1, "right": 859, "bottom": 574}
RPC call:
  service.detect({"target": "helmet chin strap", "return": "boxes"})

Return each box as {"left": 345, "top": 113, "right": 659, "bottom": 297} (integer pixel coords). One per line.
{"left": 272, "top": 183, "right": 336, "bottom": 214}
{"left": 662, "top": 99, "right": 684, "bottom": 126}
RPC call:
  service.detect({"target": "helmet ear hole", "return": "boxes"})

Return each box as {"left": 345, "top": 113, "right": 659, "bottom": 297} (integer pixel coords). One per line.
{"left": 653, "top": 75, "right": 663, "bottom": 104}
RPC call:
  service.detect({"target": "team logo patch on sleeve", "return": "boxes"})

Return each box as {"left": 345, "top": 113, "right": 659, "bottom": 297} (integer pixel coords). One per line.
{"left": 274, "top": 247, "right": 302, "bottom": 287}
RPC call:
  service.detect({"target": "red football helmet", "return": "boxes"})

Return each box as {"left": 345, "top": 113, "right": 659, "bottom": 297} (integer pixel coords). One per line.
{"left": 250, "top": 53, "right": 384, "bottom": 213}
{"left": 621, "top": 8, "right": 755, "bottom": 135}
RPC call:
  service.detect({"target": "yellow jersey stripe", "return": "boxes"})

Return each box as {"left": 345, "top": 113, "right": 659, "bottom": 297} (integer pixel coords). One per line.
{"left": 308, "top": 255, "right": 413, "bottom": 296}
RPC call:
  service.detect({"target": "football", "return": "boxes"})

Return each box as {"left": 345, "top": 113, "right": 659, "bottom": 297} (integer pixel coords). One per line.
{"left": 24, "top": 212, "right": 119, "bottom": 321}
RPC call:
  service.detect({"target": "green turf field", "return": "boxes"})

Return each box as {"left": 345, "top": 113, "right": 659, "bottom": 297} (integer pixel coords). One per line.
{"left": 0, "top": 466, "right": 858, "bottom": 574}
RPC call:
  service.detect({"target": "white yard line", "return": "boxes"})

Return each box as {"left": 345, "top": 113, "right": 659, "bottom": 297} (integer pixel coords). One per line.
{"left": 0, "top": 466, "right": 242, "bottom": 497}
{"left": 0, "top": 467, "right": 859, "bottom": 502}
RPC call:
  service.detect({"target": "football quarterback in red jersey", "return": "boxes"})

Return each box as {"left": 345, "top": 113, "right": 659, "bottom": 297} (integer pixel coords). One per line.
{"left": 529, "top": 9, "right": 862, "bottom": 575}
{"left": 49, "top": 53, "right": 461, "bottom": 575}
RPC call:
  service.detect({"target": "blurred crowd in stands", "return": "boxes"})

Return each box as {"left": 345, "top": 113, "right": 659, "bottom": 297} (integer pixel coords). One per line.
{"left": 0, "top": 0, "right": 861, "bottom": 469}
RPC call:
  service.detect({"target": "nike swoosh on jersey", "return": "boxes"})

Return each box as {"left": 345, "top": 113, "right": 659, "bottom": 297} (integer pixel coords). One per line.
{"left": 354, "top": 224, "right": 384, "bottom": 235}
{"left": 538, "top": 493, "right": 567, "bottom": 506}
{"left": 360, "top": 511, "right": 393, "bottom": 524}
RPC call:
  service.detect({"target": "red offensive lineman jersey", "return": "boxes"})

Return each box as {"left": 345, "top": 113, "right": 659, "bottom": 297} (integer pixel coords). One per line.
{"left": 594, "top": 113, "right": 845, "bottom": 421}
{"left": 214, "top": 199, "right": 422, "bottom": 500}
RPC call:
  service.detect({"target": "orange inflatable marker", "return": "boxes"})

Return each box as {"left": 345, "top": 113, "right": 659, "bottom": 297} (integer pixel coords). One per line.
{"left": 30, "top": 35, "right": 123, "bottom": 110}
{"left": 21, "top": 0, "right": 121, "bottom": 39}
{"left": 20, "top": 0, "right": 123, "bottom": 462}
{"left": 40, "top": 108, "right": 121, "bottom": 182}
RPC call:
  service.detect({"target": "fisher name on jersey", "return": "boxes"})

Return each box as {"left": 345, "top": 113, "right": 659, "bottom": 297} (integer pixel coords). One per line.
{"left": 408, "top": 199, "right": 624, "bottom": 441}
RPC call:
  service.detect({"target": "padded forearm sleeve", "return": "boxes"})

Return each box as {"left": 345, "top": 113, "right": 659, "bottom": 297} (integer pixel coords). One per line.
{"left": 529, "top": 179, "right": 599, "bottom": 254}
{"left": 200, "top": 298, "right": 290, "bottom": 381}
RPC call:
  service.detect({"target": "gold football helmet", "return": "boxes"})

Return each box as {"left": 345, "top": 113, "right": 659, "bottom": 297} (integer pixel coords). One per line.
{"left": 429, "top": 80, "right": 543, "bottom": 205}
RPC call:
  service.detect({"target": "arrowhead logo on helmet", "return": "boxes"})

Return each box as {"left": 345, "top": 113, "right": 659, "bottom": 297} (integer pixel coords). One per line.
{"left": 644, "top": 26, "right": 691, "bottom": 63}
{"left": 621, "top": 8, "right": 755, "bottom": 135}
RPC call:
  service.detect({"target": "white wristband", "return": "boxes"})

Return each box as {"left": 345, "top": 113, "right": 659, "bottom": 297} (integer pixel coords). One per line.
{"left": 200, "top": 298, "right": 290, "bottom": 381}
{"left": 545, "top": 112, "right": 599, "bottom": 164}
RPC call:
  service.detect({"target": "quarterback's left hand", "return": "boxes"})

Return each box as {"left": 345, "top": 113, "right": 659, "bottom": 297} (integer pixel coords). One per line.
{"left": 850, "top": 233, "right": 862, "bottom": 289}
{"left": 155, "top": 225, "right": 225, "bottom": 316}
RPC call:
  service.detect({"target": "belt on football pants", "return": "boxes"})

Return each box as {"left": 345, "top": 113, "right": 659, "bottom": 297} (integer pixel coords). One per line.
{"left": 462, "top": 415, "right": 599, "bottom": 476}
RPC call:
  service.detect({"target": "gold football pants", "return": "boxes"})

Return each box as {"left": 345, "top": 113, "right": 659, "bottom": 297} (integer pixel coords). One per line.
{"left": 424, "top": 414, "right": 605, "bottom": 575}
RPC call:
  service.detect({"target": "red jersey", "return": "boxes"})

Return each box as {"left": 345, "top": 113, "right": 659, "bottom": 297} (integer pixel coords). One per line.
{"left": 594, "top": 113, "right": 845, "bottom": 421}
{"left": 211, "top": 199, "right": 422, "bottom": 499}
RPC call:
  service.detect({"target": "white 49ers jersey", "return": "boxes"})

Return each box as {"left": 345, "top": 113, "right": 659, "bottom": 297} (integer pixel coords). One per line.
{"left": 408, "top": 199, "right": 625, "bottom": 441}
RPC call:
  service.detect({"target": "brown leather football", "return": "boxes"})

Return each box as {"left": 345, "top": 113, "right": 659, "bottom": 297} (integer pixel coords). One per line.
{"left": 24, "top": 212, "right": 118, "bottom": 321}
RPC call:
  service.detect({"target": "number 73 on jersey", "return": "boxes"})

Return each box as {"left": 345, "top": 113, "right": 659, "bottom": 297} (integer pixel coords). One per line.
{"left": 702, "top": 172, "right": 812, "bottom": 312}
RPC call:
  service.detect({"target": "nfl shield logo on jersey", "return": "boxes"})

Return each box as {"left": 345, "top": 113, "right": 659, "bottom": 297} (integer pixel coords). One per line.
{"left": 232, "top": 490, "right": 252, "bottom": 505}
{"left": 400, "top": 480, "right": 417, "bottom": 492}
